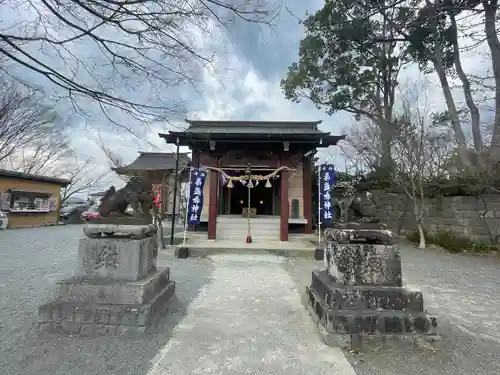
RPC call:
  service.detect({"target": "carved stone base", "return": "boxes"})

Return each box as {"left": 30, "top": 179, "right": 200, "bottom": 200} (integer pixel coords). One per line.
{"left": 55, "top": 268, "right": 171, "bottom": 305}
{"left": 311, "top": 270, "right": 422, "bottom": 312}
{"left": 306, "top": 270, "right": 438, "bottom": 348}
{"left": 324, "top": 233, "right": 402, "bottom": 286}
{"left": 326, "top": 226, "right": 395, "bottom": 245}
{"left": 333, "top": 222, "right": 388, "bottom": 230}
{"left": 93, "top": 214, "right": 153, "bottom": 226}
{"left": 39, "top": 269, "right": 175, "bottom": 336}
{"left": 84, "top": 223, "right": 157, "bottom": 239}
{"left": 38, "top": 225, "right": 175, "bottom": 336}
{"left": 75, "top": 236, "right": 157, "bottom": 281}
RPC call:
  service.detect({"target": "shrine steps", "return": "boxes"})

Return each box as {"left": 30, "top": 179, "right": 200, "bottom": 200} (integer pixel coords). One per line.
{"left": 216, "top": 216, "right": 280, "bottom": 241}
{"left": 174, "top": 239, "right": 316, "bottom": 259}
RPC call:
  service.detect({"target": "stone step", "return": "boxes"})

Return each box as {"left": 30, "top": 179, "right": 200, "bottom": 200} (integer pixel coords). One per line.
{"left": 39, "top": 280, "right": 176, "bottom": 335}
{"left": 218, "top": 236, "right": 280, "bottom": 241}
{"left": 217, "top": 217, "right": 280, "bottom": 222}
{"left": 177, "top": 243, "right": 315, "bottom": 258}
{"left": 55, "top": 268, "right": 171, "bottom": 305}
{"left": 218, "top": 229, "right": 280, "bottom": 234}
{"left": 310, "top": 270, "right": 424, "bottom": 311}
{"left": 218, "top": 229, "right": 280, "bottom": 235}
{"left": 218, "top": 228, "right": 280, "bottom": 234}
{"left": 217, "top": 222, "right": 280, "bottom": 228}
{"left": 218, "top": 232, "right": 279, "bottom": 236}
{"left": 219, "top": 232, "right": 280, "bottom": 237}
{"left": 217, "top": 225, "right": 281, "bottom": 228}
{"left": 307, "top": 285, "right": 438, "bottom": 336}
{"left": 217, "top": 223, "right": 280, "bottom": 228}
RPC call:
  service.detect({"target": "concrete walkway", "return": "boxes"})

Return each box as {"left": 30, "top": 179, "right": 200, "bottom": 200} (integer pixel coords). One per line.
{"left": 146, "top": 254, "right": 356, "bottom": 375}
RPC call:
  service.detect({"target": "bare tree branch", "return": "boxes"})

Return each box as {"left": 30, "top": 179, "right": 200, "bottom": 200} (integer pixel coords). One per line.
{"left": 0, "top": 83, "right": 63, "bottom": 165}
{"left": 0, "top": 0, "right": 280, "bottom": 131}
{"left": 94, "top": 131, "right": 127, "bottom": 170}
{"left": 59, "top": 157, "right": 109, "bottom": 205}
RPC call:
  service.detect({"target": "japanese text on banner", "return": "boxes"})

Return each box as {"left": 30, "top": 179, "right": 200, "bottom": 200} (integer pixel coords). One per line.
{"left": 187, "top": 168, "right": 207, "bottom": 225}
{"left": 319, "top": 164, "right": 335, "bottom": 225}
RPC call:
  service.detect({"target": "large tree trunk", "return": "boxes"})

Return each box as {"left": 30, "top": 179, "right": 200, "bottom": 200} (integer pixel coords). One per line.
{"left": 417, "top": 222, "right": 426, "bottom": 249}
{"left": 375, "top": 119, "right": 394, "bottom": 172}
{"left": 434, "top": 63, "right": 471, "bottom": 163}
{"left": 449, "top": 13, "right": 483, "bottom": 152}
{"left": 483, "top": 1, "right": 500, "bottom": 160}
{"left": 428, "top": 0, "right": 469, "bottom": 167}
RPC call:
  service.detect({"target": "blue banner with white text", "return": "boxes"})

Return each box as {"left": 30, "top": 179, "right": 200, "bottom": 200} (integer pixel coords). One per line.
{"left": 319, "top": 164, "right": 335, "bottom": 226}
{"left": 187, "top": 168, "right": 207, "bottom": 225}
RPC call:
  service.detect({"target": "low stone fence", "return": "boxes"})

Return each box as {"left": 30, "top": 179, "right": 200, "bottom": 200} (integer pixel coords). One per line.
{"left": 371, "top": 191, "right": 500, "bottom": 242}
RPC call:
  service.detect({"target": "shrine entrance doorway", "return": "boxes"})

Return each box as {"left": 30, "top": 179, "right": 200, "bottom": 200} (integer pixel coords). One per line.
{"left": 225, "top": 171, "right": 279, "bottom": 216}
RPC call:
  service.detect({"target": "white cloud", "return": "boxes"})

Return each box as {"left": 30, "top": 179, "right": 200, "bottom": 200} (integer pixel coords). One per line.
{"left": 69, "top": 20, "right": 352, "bottom": 184}
{"left": 5, "top": 0, "right": 494, "bottom": 189}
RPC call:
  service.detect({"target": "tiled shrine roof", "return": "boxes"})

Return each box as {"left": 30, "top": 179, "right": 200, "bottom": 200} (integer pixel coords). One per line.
{"left": 159, "top": 120, "right": 346, "bottom": 147}
{"left": 113, "top": 152, "right": 190, "bottom": 175}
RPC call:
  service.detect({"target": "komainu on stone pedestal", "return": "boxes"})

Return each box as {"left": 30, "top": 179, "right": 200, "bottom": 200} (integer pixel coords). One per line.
{"left": 307, "top": 222, "right": 438, "bottom": 349}
{"left": 38, "top": 226, "right": 175, "bottom": 336}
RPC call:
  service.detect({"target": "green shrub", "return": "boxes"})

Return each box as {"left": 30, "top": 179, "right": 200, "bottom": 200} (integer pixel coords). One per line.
{"left": 432, "top": 231, "right": 471, "bottom": 253}
{"left": 469, "top": 239, "right": 493, "bottom": 253}
{"left": 406, "top": 228, "right": 471, "bottom": 253}
{"left": 406, "top": 228, "right": 426, "bottom": 243}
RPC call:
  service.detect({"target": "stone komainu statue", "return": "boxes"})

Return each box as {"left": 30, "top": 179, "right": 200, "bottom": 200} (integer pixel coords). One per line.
{"left": 335, "top": 182, "right": 379, "bottom": 223}
{"left": 99, "top": 176, "right": 155, "bottom": 218}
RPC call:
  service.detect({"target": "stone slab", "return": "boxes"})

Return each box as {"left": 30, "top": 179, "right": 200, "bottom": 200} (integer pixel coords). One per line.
{"left": 38, "top": 281, "right": 175, "bottom": 335}
{"left": 175, "top": 240, "right": 316, "bottom": 259}
{"left": 92, "top": 215, "right": 153, "bottom": 225}
{"left": 325, "top": 227, "right": 396, "bottom": 245}
{"left": 306, "top": 285, "right": 438, "bottom": 336}
{"left": 311, "top": 269, "right": 423, "bottom": 311}
{"left": 306, "top": 295, "right": 441, "bottom": 351}
{"left": 83, "top": 223, "right": 157, "bottom": 239}
{"left": 324, "top": 241, "right": 402, "bottom": 286}
{"left": 75, "top": 236, "right": 157, "bottom": 281}
{"left": 333, "top": 222, "right": 389, "bottom": 230}
{"left": 54, "top": 268, "right": 170, "bottom": 305}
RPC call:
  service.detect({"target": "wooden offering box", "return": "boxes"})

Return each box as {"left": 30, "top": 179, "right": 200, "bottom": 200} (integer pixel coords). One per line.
{"left": 242, "top": 207, "right": 257, "bottom": 218}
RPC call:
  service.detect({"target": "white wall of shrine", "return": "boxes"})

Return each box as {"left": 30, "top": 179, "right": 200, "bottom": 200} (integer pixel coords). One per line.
{"left": 288, "top": 162, "right": 304, "bottom": 218}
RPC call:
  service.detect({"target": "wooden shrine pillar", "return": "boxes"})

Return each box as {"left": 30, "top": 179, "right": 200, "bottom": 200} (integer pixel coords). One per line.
{"left": 207, "top": 169, "right": 218, "bottom": 240}
{"left": 280, "top": 170, "right": 289, "bottom": 241}
{"left": 303, "top": 157, "right": 313, "bottom": 234}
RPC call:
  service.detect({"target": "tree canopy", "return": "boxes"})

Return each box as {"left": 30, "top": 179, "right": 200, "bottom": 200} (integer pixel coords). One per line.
{"left": 281, "top": 0, "right": 412, "bottom": 170}
{"left": 0, "top": 0, "right": 277, "bottom": 129}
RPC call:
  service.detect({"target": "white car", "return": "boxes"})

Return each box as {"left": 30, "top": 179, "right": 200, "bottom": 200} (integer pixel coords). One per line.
{"left": 0, "top": 211, "right": 8, "bottom": 230}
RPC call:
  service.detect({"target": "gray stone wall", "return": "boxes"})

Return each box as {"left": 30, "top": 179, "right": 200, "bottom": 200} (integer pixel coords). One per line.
{"left": 371, "top": 190, "right": 500, "bottom": 242}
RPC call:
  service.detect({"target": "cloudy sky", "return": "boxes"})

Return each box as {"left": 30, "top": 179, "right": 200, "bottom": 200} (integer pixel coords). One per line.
{"left": 1, "top": 0, "right": 494, "bottom": 191}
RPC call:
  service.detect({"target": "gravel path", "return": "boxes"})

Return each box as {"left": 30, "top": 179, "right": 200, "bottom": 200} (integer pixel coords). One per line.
{"left": 0, "top": 225, "right": 214, "bottom": 375}
{"left": 0, "top": 226, "right": 355, "bottom": 375}
{"left": 146, "top": 254, "right": 355, "bottom": 375}
{"left": 3, "top": 225, "right": 499, "bottom": 375}
{"left": 284, "top": 244, "right": 500, "bottom": 375}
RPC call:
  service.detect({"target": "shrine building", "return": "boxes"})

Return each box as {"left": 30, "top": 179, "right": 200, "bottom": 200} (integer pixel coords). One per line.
{"left": 113, "top": 152, "right": 190, "bottom": 219}
{"left": 159, "top": 120, "right": 345, "bottom": 241}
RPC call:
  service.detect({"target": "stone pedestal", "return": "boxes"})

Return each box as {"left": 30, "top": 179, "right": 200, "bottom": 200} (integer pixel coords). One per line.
{"left": 306, "top": 224, "right": 438, "bottom": 349}
{"left": 38, "top": 225, "right": 175, "bottom": 335}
